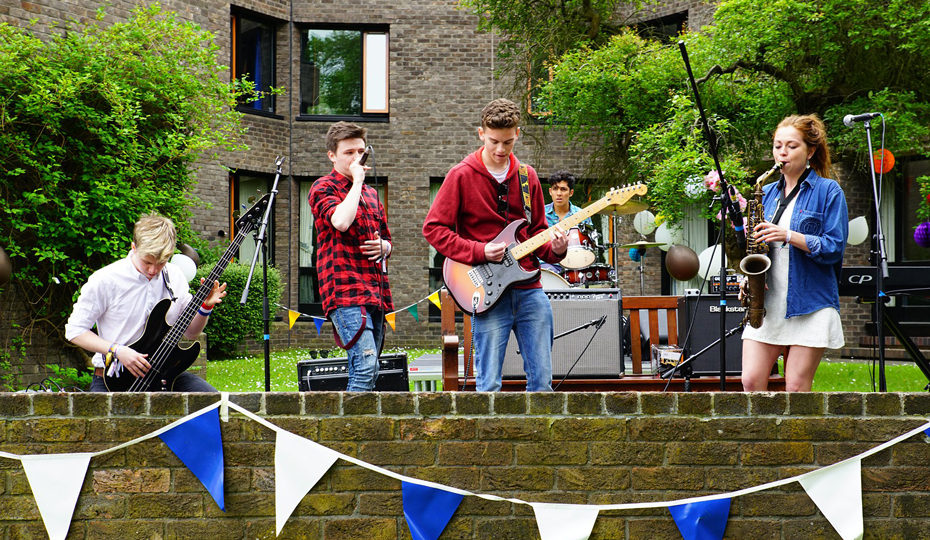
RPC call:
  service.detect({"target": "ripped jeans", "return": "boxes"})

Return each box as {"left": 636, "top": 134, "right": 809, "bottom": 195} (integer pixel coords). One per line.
{"left": 331, "top": 306, "right": 384, "bottom": 391}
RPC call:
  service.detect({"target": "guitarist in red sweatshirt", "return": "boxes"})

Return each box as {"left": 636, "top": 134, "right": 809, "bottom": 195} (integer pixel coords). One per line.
{"left": 423, "top": 99, "right": 567, "bottom": 391}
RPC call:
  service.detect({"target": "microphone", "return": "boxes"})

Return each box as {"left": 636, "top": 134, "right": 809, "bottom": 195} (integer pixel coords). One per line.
{"left": 725, "top": 184, "right": 746, "bottom": 250}
{"left": 843, "top": 112, "right": 881, "bottom": 127}
{"left": 359, "top": 145, "right": 372, "bottom": 165}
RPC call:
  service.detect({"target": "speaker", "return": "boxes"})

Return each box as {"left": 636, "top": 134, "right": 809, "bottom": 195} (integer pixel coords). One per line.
{"left": 297, "top": 352, "right": 409, "bottom": 391}
{"left": 677, "top": 296, "right": 745, "bottom": 376}
{"left": 502, "top": 288, "right": 624, "bottom": 379}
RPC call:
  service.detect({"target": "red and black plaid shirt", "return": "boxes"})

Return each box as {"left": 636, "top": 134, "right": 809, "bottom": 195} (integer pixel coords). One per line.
{"left": 308, "top": 170, "right": 394, "bottom": 316}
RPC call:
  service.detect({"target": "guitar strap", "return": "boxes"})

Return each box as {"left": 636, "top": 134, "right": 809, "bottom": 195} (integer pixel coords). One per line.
{"left": 162, "top": 269, "right": 177, "bottom": 302}
{"left": 518, "top": 163, "right": 532, "bottom": 223}
{"left": 332, "top": 307, "right": 368, "bottom": 350}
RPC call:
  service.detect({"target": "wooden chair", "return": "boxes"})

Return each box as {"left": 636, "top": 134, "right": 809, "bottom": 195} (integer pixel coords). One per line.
{"left": 623, "top": 296, "right": 680, "bottom": 375}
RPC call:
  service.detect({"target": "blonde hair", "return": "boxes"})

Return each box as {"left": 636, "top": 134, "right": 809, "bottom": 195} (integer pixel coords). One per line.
{"left": 133, "top": 214, "right": 177, "bottom": 262}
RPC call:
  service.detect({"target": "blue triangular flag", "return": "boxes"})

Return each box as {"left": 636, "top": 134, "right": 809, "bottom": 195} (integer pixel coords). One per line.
{"left": 668, "top": 498, "right": 731, "bottom": 540}
{"left": 159, "top": 408, "right": 225, "bottom": 511}
{"left": 402, "top": 482, "right": 463, "bottom": 540}
{"left": 313, "top": 317, "right": 324, "bottom": 335}
{"left": 924, "top": 426, "right": 930, "bottom": 438}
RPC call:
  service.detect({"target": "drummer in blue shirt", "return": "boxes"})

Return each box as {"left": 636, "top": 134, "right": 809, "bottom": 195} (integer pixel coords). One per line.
{"left": 544, "top": 170, "right": 593, "bottom": 228}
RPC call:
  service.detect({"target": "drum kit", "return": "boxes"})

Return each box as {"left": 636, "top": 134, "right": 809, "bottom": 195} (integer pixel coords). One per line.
{"left": 542, "top": 198, "right": 664, "bottom": 294}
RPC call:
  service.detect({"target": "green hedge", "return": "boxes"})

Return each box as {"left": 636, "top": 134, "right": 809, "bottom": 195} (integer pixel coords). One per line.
{"left": 194, "top": 262, "right": 283, "bottom": 359}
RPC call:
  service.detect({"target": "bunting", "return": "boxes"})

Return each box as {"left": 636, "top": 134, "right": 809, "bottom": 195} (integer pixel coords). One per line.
{"left": 158, "top": 407, "right": 226, "bottom": 510}
{"left": 668, "top": 498, "right": 731, "bottom": 540}
{"left": 402, "top": 482, "right": 464, "bottom": 540}
{"left": 385, "top": 312, "right": 396, "bottom": 331}
{"left": 20, "top": 453, "right": 92, "bottom": 540}
{"left": 407, "top": 304, "right": 419, "bottom": 321}
{"left": 2, "top": 396, "right": 927, "bottom": 540}
{"left": 428, "top": 290, "right": 441, "bottom": 309}
{"left": 799, "top": 459, "right": 864, "bottom": 540}
{"left": 287, "top": 309, "right": 300, "bottom": 329}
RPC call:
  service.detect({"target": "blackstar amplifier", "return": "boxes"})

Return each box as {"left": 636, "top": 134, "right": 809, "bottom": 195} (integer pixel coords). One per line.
{"left": 677, "top": 296, "right": 744, "bottom": 376}
{"left": 297, "top": 352, "right": 409, "bottom": 391}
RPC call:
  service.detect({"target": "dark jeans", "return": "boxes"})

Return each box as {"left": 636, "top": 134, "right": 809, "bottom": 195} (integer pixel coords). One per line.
{"left": 89, "top": 372, "right": 217, "bottom": 392}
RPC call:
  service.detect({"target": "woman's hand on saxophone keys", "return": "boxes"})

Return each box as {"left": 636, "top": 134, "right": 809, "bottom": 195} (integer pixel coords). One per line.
{"left": 753, "top": 220, "right": 788, "bottom": 244}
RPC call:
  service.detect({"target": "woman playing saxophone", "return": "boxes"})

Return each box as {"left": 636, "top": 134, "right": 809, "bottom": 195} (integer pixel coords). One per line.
{"left": 741, "top": 114, "right": 849, "bottom": 392}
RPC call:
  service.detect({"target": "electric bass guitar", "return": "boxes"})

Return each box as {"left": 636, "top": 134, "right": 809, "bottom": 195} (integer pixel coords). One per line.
{"left": 442, "top": 184, "right": 648, "bottom": 314}
{"left": 103, "top": 194, "right": 271, "bottom": 392}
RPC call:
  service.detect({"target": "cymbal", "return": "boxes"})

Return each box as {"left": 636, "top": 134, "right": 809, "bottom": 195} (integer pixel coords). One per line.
{"left": 597, "top": 199, "right": 649, "bottom": 215}
{"left": 619, "top": 240, "right": 667, "bottom": 249}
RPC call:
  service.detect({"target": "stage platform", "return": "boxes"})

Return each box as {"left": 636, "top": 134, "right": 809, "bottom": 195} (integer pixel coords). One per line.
{"left": 408, "top": 353, "right": 785, "bottom": 392}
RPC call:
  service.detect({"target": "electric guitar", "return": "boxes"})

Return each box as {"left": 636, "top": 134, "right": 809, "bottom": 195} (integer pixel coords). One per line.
{"left": 103, "top": 194, "right": 271, "bottom": 392}
{"left": 442, "top": 184, "right": 648, "bottom": 314}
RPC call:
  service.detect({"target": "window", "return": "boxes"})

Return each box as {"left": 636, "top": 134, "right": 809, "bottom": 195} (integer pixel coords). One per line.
{"left": 231, "top": 172, "right": 275, "bottom": 265}
{"left": 298, "top": 177, "right": 388, "bottom": 315}
{"left": 232, "top": 11, "right": 277, "bottom": 114}
{"left": 300, "top": 26, "right": 389, "bottom": 118}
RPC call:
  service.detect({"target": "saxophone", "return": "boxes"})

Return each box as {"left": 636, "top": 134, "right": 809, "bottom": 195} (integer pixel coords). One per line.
{"left": 739, "top": 163, "right": 782, "bottom": 328}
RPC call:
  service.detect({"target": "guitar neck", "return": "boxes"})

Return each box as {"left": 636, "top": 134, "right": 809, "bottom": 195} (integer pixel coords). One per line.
{"left": 510, "top": 185, "right": 644, "bottom": 260}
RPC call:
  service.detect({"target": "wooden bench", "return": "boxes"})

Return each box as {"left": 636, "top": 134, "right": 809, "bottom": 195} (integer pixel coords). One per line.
{"left": 439, "top": 290, "right": 773, "bottom": 391}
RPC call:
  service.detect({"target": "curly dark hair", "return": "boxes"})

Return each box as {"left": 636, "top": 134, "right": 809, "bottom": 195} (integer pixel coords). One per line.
{"left": 548, "top": 170, "right": 576, "bottom": 189}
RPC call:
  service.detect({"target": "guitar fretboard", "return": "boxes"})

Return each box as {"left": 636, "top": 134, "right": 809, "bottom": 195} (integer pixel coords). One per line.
{"left": 510, "top": 184, "right": 647, "bottom": 260}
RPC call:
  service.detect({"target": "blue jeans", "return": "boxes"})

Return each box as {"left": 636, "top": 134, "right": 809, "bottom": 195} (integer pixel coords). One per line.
{"left": 331, "top": 306, "right": 384, "bottom": 391}
{"left": 90, "top": 372, "right": 217, "bottom": 392}
{"left": 473, "top": 288, "right": 553, "bottom": 392}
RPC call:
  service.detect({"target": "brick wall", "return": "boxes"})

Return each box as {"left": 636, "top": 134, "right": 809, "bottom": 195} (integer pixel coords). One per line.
{"left": 2, "top": 391, "right": 930, "bottom": 539}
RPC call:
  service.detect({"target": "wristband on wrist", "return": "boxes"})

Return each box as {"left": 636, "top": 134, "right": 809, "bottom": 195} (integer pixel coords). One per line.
{"left": 785, "top": 229, "right": 792, "bottom": 244}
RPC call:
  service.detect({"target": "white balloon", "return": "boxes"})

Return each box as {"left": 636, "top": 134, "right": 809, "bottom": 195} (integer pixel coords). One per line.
{"left": 654, "top": 223, "right": 683, "bottom": 251}
{"left": 697, "top": 245, "right": 727, "bottom": 279}
{"left": 633, "top": 211, "right": 656, "bottom": 235}
{"left": 171, "top": 254, "right": 197, "bottom": 282}
{"left": 847, "top": 216, "right": 869, "bottom": 245}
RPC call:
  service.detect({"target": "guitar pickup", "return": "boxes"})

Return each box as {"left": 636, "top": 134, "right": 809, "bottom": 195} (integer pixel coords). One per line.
{"left": 502, "top": 252, "right": 513, "bottom": 267}
{"left": 467, "top": 268, "right": 482, "bottom": 288}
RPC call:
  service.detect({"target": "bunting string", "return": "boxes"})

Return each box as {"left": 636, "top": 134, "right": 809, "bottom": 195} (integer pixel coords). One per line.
{"left": 275, "top": 289, "right": 443, "bottom": 332}
{"left": 2, "top": 392, "right": 928, "bottom": 540}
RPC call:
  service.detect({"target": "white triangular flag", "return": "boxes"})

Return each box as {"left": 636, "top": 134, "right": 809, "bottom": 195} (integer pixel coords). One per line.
{"left": 532, "top": 502, "right": 600, "bottom": 540}
{"left": 275, "top": 430, "right": 340, "bottom": 535}
{"left": 799, "top": 458, "right": 863, "bottom": 540}
{"left": 21, "top": 453, "right": 93, "bottom": 540}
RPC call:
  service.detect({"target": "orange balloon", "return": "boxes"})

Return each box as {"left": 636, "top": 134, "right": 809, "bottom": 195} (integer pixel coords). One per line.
{"left": 873, "top": 149, "right": 894, "bottom": 174}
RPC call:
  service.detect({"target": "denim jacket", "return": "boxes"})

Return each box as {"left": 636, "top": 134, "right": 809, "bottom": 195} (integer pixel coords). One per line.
{"left": 761, "top": 169, "right": 848, "bottom": 318}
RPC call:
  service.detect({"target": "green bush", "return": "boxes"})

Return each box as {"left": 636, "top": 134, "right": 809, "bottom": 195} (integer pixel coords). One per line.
{"left": 0, "top": 5, "right": 258, "bottom": 365}
{"left": 194, "top": 262, "right": 284, "bottom": 359}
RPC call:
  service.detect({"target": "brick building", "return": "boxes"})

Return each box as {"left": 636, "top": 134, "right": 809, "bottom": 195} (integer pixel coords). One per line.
{"left": 1, "top": 0, "right": 926, "bottom": 386}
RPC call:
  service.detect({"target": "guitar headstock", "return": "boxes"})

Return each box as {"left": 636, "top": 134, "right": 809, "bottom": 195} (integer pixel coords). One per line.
{"left": 235, "top": 193, "right": 272, "bottom": 230}
{"left": 604, "top": 183, "right": 649, "bottom": 202}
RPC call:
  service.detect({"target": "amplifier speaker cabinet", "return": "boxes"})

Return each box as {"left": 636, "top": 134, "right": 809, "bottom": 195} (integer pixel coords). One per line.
{"left": 677, "top": 296, "right": 745, "bottom": 376}
{"left": 297, "top": 352, "right": 409, "bottom": 391}
{"left": 502, "top": 288, "right": 624, "bottom": 379}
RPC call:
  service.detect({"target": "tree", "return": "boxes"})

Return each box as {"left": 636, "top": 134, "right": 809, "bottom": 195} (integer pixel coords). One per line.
{"left": 465, "top": 0, "right": 930, "bottom": 227}
{"left": 0, "top": 6, "right": 259, "bottom": 370}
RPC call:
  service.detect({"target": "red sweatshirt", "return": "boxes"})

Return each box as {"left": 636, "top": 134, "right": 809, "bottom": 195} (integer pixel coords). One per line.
{"left": 423, "top": 150, "right": 562, "bottom": 288}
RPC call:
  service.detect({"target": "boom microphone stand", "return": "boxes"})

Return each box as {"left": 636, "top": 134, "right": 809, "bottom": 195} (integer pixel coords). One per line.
{"left": 679, "top": 40, "right": 734, "bottom": 391}
{"left": 242, "top": 156, "right": 285, "bottom": 392}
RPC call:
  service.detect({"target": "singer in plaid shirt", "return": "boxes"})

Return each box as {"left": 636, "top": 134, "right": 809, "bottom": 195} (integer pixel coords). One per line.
{"left": 308, "top": 122, "right": 393, "bottom": 391}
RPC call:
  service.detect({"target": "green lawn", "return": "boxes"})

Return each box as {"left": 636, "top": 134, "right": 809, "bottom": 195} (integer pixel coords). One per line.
{"left": 206, "top": 348, "right": 930, "bottom": 393}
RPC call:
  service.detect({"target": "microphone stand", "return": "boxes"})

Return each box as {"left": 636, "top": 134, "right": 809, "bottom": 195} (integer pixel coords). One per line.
{"left": 679, "top": 40, "right": 734, "bottom": 391}
{"left": 661, "top": 322, "right": 746, "bottom": 391}
{"left": 241, "top": 156, "right": 285, "bottom": 392}
{"left": 862, "top": 119, "right": 890, "bottom": 391}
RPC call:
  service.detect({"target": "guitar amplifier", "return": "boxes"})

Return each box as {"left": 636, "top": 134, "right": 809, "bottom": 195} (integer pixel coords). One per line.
{"left": 297, "top": 352, "right": 409, "bottom": 391}
{"left": 502, "top": 288, "right": 625, "bottom": 379}
{"left": 710, "top": 275, "right": 741, "bottom": 294}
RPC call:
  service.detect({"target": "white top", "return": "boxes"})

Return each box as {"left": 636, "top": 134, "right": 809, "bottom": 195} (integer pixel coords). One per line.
{"left": 491, "top": 162, "right": 510, "bottom": 184}
{"left": 742, "top": 197, "right": 844, "bottom": 348}
{"left": 65, "top": 254, "right": 192, "bottom": 368}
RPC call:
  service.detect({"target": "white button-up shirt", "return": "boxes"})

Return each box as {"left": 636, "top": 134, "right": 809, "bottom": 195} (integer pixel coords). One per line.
{"left": 65, "top": 254, "right": 192, "bottom": 368}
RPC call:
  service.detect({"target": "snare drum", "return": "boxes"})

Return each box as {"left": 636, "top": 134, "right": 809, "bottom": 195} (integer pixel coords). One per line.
{"left": 563, "top": 264, "right": 614, "bottom": 285}
{"left": 539, "top": 268, "right": 571, "bottom": 289}
{"left": 561, "top": 225, "right": 597, "bottom": 269}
